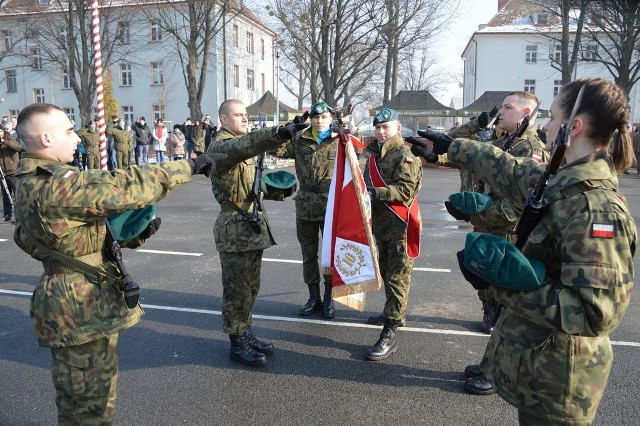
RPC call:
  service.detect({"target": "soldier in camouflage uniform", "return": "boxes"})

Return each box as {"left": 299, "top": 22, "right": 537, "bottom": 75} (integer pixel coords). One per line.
{"left": 76, "top": 121, "right": 101, "bottom": 169}
{"left": 207, "top": 99, "right": 307, "bottom": 367}
{"left": 363, "top": 108, "right": 422, "bottom": 361}
{"left": 106, "top": 119, "right": 132, "bottom": 168}
{"left": 433, "top": 78, "right": 636, "bottom": 425}
{"left": 12, "top": 103, "right": 217, "bottom": 424}
{"left": 271, "top": 101, "right": 337, "bottom": 319}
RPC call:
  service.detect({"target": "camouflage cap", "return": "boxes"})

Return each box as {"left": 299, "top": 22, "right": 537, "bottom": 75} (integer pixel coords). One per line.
{"left": 448, "top": 192, "right": 493, "bottom": 215}
{"left": 107, "top": 205, "right": 157, "bottom": 243}
{"left": 462, "top": 232, "right": 546, "bottom": 290}
{"left": 310, "top": 102, "right": 331, "bottom": 117}
{"left": 373, "top": 108, "right": 399, "bottom": 125}
{"left": 262, "top": 170, "right": 298, "bottom": 201}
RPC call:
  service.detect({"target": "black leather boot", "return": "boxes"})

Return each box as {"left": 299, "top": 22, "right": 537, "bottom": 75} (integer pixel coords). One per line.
{"left": 243, "top": 327, "right": 274, "bottom": 355}
{"left": 299, "top": 283, "right": 322, "bottom": 316}
{"left": 464, "top": 364, "right": 483, "bottom": 378}
{"left": 481, "top": 300, "right": 503, "bottom": 334}
{"left": 464, "top": 375, "right": 496, "bottom": 395}
{"left": 229, "top": 334, "right": 267, "bottom": 367}
{"left": 367, "top": 314, "right": 405, "bottom": 327}
{"left": 365, "top": 319, "right": 397, "bottom": 361}
{"left": 322, "top": 283, "right": 335, "bottom": 319}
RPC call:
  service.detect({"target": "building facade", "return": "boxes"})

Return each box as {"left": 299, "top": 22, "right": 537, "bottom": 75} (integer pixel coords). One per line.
{"left": 0, "top": 0, "right": 277, "bottom": 126}
{"left": 462, "top": 0, "right": 640, "bottom": 124}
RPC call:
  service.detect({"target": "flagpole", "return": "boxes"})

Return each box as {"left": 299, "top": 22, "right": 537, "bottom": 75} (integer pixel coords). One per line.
{"left": 91, "top": 0, "right": 108, "bottom": 171}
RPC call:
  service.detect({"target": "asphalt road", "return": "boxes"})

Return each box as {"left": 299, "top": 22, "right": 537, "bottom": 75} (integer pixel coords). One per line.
{"left": 1, "top": 165, "right": 639, "bottom": 425}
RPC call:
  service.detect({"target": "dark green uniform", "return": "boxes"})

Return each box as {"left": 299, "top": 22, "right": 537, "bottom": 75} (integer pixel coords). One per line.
{"left": 106, "top": 125, "right": 133, "bottom": 168}
{"left": 13, "top": 154, "right": 193, "bottom": 423}
{"left": 447, "top": 140, "right": 636, "bottom": 424}
{"left": 77, "top": 127, "right": 101, "bottom": 169}
{"left": 207, "top": 127, "right": 288, "bottom": 335}
{"left": 363, "top": 133, "right": 422, "bottom": 322}
{"left": 273, "top": 128, "right": 337, "bottom": 293}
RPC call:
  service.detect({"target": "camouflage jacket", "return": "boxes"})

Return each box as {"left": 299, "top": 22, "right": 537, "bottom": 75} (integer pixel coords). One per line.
{"left": 106, "top": 125, "right": 133, "bottom": 152}
{"left": 207, "top": 126, "right": 288, "bottom": 252}
{"left": 0, "top": 133, "right": 23, "bottom": 174}
{"left": 13, "top": 154, "right": 193, "bottom": 348}
{"left": 76, "top": 128, "right": 101, "bottom": 155}
{"left": 364, "top": 134, "right": 422, "bottom": 238}
{"left": 272, "top": 127, "right": 338, "bottom": 221}
{"left": 448, "top": 140, "right": 636, "bottom": 420}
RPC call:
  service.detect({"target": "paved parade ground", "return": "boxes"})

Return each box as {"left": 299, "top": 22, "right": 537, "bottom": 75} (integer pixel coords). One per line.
{"left": 1, "top": 165, "right": 639, "bottom": 425}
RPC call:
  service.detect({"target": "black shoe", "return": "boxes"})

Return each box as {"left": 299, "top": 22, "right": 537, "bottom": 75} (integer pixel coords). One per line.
{"left": 365, "top": 320, "right": 397, "bottom": 361}
{"left": 243, "top": 327, "right": 274, "bottom": 355}
{"left": 2, "top": 214, "right": 11, "bottom": 222}
{"left": 367, "top": 314, "right": 405, "bottom": 327}
{"left": 229, "top": 334, "right": 267, "bottom": 367}
{"left": 464, "top": 375, "right": 496, "bottom": 395}
{"left": 322, "top": 284, "right": 335, "bottom": 319}
{"left": 480, "top": 313, "right": 494, "bottom": 334}
{"left": 464, "top": 364, "right": 483, "bottom": 378}
{"left": 481, "top": 301, "right": 503, "bottom": 334}
{"left": 299, "top": 284, "right": 322, "bottom": 316}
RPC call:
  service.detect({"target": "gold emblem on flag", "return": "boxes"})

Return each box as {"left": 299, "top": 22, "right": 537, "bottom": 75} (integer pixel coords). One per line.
{"left": 335, "top": 243, "right": 366, "bottom": 277}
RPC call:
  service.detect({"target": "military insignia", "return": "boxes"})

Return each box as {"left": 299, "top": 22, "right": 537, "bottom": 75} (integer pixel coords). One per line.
{"left": 532, "top": 153, "right": 542, "bottom": 163}
{"left": 405, "top": 157, "right": 414, "bottom": 163}
{"left": 63, "top": 170, "right": 76, "bottom": 179}
{"left": 592, "top": 223, "right": 614, "bottom": 238}
{"left": 334, "top": 242, "right": 366, "bottom": 277}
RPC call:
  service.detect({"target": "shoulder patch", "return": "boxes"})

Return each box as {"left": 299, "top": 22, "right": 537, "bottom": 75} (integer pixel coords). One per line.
{"left": 63, "top": 170, "right": 77, "bottom": 179}
{"left": 405, "top": 157, "right": 414, "bottom": 164}
{"left": 531, "top": 153, "right": 542, "bottom": 163}
{"left": 592, "top": 223, "right": 614, "bottom": 239}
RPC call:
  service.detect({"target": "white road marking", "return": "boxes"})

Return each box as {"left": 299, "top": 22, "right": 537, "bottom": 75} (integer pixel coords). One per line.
{"left": 263, "top": 258, "right": 450, "bottom": 272}
{"left": 0, "top": 239, "right": 8, "bottom": 242}
{"left": 136, "top": 249, "right": 202, "bottom": 256}
{"left": 1, "top": 289, "right": 638, "bottom": 347}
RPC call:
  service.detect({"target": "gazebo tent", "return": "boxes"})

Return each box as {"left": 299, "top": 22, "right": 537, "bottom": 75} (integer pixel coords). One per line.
{"left": 246, "top": 91, "right": 301, "bottom": 124}
{"left": 458, "top": 91, "right": 549, "bottom": 119}
{"left": 369, "top": 90, "right": 458, "bottom": 132}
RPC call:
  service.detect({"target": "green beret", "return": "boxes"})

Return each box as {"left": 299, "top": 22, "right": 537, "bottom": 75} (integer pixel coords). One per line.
{"left": 462, "top": 232, "right": 546, "bottom": 290}
{"left": 373, "top": 108, "right": 399, "bottom": 125}
{"left": 448, "top": 192, "right": 493, "bottom": 215}
{"left": 262, "top": 170, "right": 298, "bottom": 201}
{"left": 310, "top": 102, "right": 331, "bottom": 117}
{"left": 107, "top": 205, "right": 157, "bottom": 243}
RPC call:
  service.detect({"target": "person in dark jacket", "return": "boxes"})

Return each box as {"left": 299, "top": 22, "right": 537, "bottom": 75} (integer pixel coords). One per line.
{"left": 133, "top": 117, "right": 152, "bottom": 165}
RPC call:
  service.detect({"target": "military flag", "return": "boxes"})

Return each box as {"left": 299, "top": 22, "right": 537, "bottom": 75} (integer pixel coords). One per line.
{"left": 320, "top": 135, "right": 381, "bottom": 311}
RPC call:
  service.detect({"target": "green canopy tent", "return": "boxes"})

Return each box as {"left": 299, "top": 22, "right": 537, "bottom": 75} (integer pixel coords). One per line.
{"left": 246, "top": 91, "right": 302, "bottom": 125}
{"left": 458, "top": 91, "right": 549, "bottom": 119}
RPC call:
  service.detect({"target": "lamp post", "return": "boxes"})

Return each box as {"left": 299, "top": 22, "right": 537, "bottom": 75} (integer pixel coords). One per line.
{"left": 273, "top": 40, "right": 281, "bottom": 125}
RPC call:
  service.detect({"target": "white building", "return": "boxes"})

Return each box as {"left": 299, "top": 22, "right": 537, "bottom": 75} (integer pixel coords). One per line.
{"left": 0, "top": 0, "right": 277, "bottom": 126}
{"left": 462, "top": 0, "right": 640, "bottom": 124}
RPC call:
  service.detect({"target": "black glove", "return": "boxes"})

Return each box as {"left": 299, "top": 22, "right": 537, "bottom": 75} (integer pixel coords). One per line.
{"left": 277, "top": 122, "right": 309, "bottom": 140}
{"left": 417, "top": 131, "right": 453, "bottom": 155}
{"left": 444, "top": 201, "right": 470, "bottom": 222}
{"left": 410, "top": 144, "right": 438, "bottom": 163}
{"left": 457, "top": 250, "right": 490, "bottom": 290}
{"left": 477, "top": 111, "right": 489, "bottom": 128}
{"left": 292, "top": 111, "right": 310, "bottom": 124}
{"left": 189, "top": 153, "right": 217, "bottom": 176}
{"left": 139, "top": 217, "right": 162, "bottom": 240}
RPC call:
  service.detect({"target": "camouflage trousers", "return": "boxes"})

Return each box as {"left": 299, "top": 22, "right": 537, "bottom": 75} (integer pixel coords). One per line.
{"left": 374, "top": 231, "right": 414, "bottom": 322}
{"left": 296, "top": 218, "right": 332, "bottom": 287}
{"left": 220, "top": 250, "right": 263, "bottom": 335}
{"left": 51, "top": 333, "right": 119, "bottom": 425}
{"left": 86, "top": 151, "right": 101, "bottom": 170}
{"left": 459, "top": 169, "right": 478, "bottom": 192}
{"left": 116, "top": 149, "right": 130, "bottom": 168}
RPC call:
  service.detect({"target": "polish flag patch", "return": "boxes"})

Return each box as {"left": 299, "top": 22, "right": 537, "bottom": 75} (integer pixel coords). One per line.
{"left": 592, "top": 224, "right": 614, "bottom": 239}
{"left": 63, "top": 170, "right": 76, "bottom": 179}
{"left": 532, "top": 153, "right": 542, "bottom": 163}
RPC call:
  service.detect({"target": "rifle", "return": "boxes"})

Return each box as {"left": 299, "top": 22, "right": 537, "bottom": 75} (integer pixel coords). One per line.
{"left": 0, "top": 165, "right": 13, "bottom": 210}
{"left": 513, "top": 86, "right": 585, "bottom": 249}
{"left": 329, "top": 103, "right": 353, "bottom": 135}
{"left": 248, "top": 151, "right": 265, "bottom": 234}
{"left": 501, "top": 101, "right": 541, "bottom": 152}
{"left": 104, "top": 219, "right": 140, "bottom": 309}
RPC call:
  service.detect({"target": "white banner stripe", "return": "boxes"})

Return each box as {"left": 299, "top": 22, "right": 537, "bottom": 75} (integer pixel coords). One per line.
{"left": 136, "top": 249, "right": 202, "bottom": 256}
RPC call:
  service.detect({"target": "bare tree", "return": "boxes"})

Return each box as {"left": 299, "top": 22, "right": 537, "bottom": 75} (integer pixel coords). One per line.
{"left": 147, "top": 0, "right": 245, "bottom": 120}
{"left": 583, "top": 0, "right": 640, "bottom": 96}
{"left": 397, "top": 47, "right": 442, "bottom": 93}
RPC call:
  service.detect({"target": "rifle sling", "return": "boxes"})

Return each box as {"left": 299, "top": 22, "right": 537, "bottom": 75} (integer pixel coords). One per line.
{"left": 543, "top": 179, "right": 616, "bottom": 205}
{"left": 210, "top": 173, "right": 257, "bottom": 217}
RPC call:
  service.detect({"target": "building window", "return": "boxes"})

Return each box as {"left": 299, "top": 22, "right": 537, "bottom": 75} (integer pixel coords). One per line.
{"left": 261, "top": 73, "right": 265, "bottom": 93}
{"left": 152, "top": 105, "right": 163, "bottom": 121}
{"left": 246, "top": 32, "right": 254, "bottom": 53}
{"left": 5, "top": 70, "right": 17, "bottom": 92}
{"left": 553, "top": 44, "right": 561, "bottom": 63}
{"left": 33, "top": 88, "right": 46, "bottom": 103}
{"left": 120, "top": 63, "right": 132, "bottom": 86}
{"left": 122, "top": 106, "right": 134, "bottom": 126}
{"left": 117, "top": 22, "right": 130, "bottom": 44}
{"left": 534, "top": 13, "right": 548, "bottom": 25}
{"left": 63, "top": 108, "right": 75, "bottom": 123}
{"left": 233, "top": 65, "right": 239, "bottom": 87}
{"left": 261, "top": 39, "right": 265, "bottom": 60}
{"left": 62, "top": 70, "right": 72, "bottom": 89}
{"left": 31, "top": 48, "right": 43, "bottom": 70}
{"left": 246, "top": 69, "right": 254, "bottom": 90}
{"left": 583, "top": 44, "right": 598, "bottom": 61}
{"left": 151, "top": 61, "right": 164, "bottom": 85}
{"left": 151, "top": 20, "right": 162, "bottom": 42}
{"left": 1, "top": 30, "right": 12, "bottom": 52}
{"left": 233, "top": 25, "right": 239, "bottom": 48}
{"left": 9, "top": 109, "right": 20, "bottom": 120}
{"left": 553, "top": 79, "right": 562, "bottom": 97}
{"left": 525, "top": 45, "right": 537, "bottom": 63}
{"left": 59, "top": 26, "right": 68, "bottom": 50}
{"left": 524, "top": 79, "right": 536, "bottom": 94}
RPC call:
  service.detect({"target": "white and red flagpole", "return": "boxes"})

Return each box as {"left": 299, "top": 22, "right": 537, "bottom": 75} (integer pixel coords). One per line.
{"left": 91, "top": 0, "right": 108, "bottom": 171}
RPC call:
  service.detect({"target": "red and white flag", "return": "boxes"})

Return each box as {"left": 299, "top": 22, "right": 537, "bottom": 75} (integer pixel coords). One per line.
{"left": 321, "top": 135, "right": 382, "bottom": 311}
